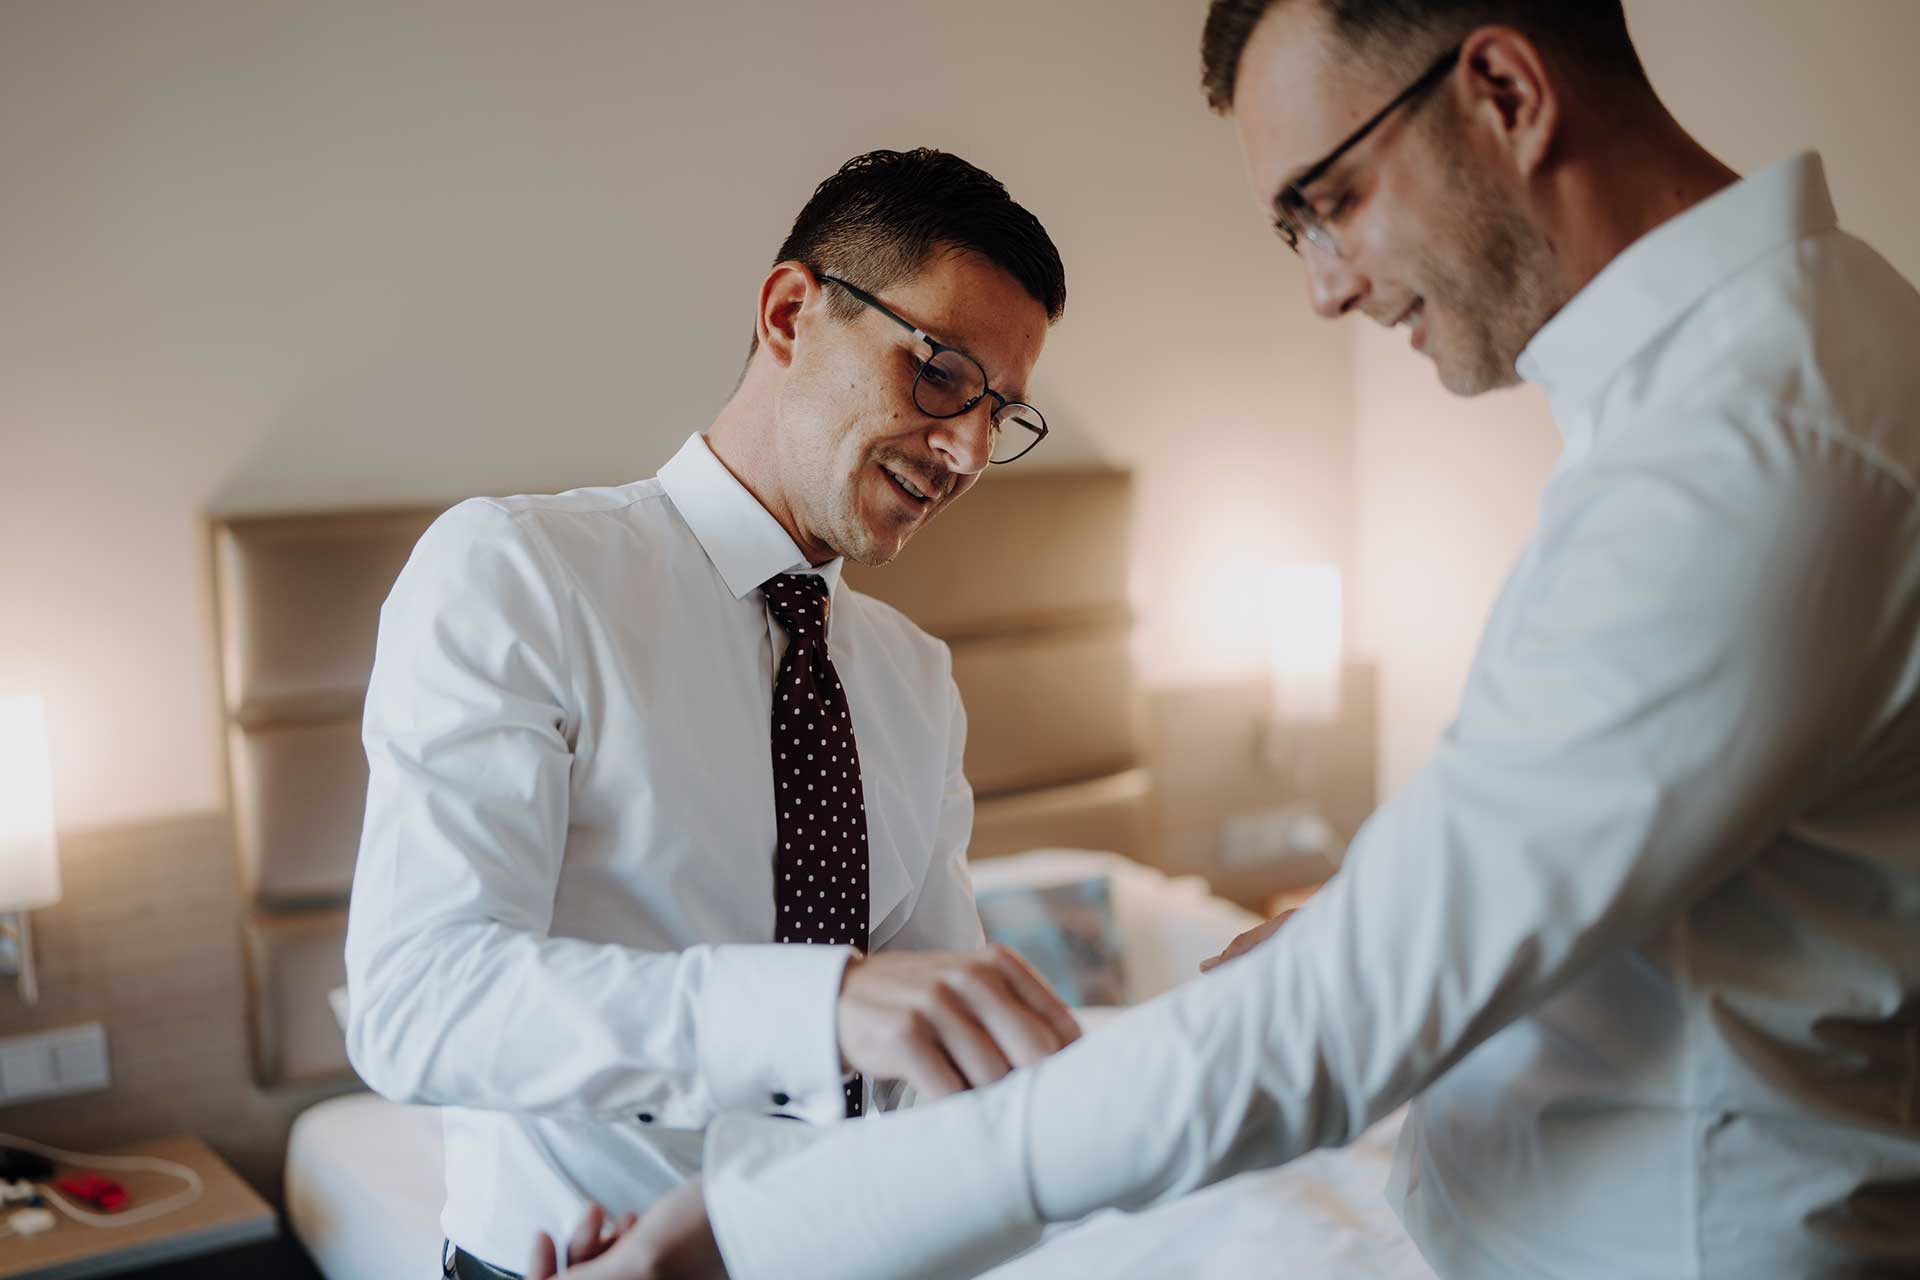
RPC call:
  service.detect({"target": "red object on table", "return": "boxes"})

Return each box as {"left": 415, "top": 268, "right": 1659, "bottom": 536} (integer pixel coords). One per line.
{"left": 55, "top": 1172, "right": 128, "bottom": 1212}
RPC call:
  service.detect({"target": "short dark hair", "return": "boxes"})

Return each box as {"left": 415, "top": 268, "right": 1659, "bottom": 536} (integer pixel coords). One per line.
{"left": 747, "top": 148, "right": 1066, "bottom": 359}
{"left": 1200, "top": 0, "right": 1649, "bottom": 115}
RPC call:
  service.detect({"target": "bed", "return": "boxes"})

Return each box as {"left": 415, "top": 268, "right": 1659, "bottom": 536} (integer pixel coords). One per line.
{"left": 210, "top": 468, "right": 1430, "bottom": 1278}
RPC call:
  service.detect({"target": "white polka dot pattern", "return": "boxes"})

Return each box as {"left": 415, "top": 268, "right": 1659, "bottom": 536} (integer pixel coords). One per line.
{"left": 763, "top": 573, "right": 868, "bottom": 1118}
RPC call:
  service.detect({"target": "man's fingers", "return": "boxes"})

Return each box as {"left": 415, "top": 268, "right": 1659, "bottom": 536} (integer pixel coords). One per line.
{"left": 1199, "top": 911, "right": 1294, "bottom": 973}
{"left": 894, "top": 1013, "right": 971, "bottom": 1099}
{"left": 923, "top": 982, "right": 1015, "bottom": 1085}
{"left": 954, "top": 966, "right": 1072, "bottom": 1068}
{"left": 839, "top": 948, "right": 1085, "bottom": 1095}
{"left": 526, "top": 1234, "right": 559, "bottom": 1280}
{"left": 984, "top": 946, "right": 1083, "bottom": 1047}
{"left": 568, "top": 1202, "right": 607, "bottom": 1264}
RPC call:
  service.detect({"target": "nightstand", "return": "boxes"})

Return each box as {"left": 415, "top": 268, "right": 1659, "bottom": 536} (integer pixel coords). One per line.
{"left": 0, "top": 1134, "right": 277, "bottom": 1280}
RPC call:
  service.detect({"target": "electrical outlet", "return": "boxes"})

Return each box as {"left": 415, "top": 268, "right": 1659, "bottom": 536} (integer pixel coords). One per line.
{"left": 0, "top": 1023, "right": 109, "bottom": 1104}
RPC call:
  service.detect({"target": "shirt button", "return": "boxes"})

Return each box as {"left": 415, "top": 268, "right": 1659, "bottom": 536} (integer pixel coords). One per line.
{"left": 636, "top": 1113, "right": 653, "bottom": 1124}
{"left": 771, "top": 1091, "right": 790, "bottom": 1107}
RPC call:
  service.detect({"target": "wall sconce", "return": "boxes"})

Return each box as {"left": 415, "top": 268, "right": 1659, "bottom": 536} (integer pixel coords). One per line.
{"left": 1260, "top": 565, "right": 1344, "bottom": 860}
{"left": 1266, "top": 563, "right": 1343, "bottom": 730}
{"left": 0, "top": 694, "right": 63, "bottom": 1005}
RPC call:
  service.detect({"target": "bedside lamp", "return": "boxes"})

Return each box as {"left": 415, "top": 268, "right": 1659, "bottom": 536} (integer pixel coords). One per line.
{"left": 1260, "top": 565, "right": 1344, "bottom": 861}
{"left": 0, "top": 693, "right": 62, "bottom": 1005}
{"left": 1266, "top": 563, "right": 1343, "bottom": 730}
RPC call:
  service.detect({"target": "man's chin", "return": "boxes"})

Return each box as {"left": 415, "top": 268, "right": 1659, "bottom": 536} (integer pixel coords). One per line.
{"left": 828, "top": 517, "right": 909, "bottom": 569}
{"left": 1431, "top": 339, "right": 1523, "bottom": 398}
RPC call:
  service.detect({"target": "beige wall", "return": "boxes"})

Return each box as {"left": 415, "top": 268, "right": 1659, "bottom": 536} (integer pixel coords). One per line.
{"left": 1, "top": 0, "right": 1351, "bottom": 834}
{"left": 1353, "top": 0, "right": 1920, "bottom": 798}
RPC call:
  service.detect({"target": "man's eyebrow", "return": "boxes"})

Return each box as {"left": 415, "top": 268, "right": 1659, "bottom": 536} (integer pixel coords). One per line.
{"left": 1272, "top": 149, "right": 1345, "bottom": 213}
{"left": 1271, "top": 167, "right": 1311, "bottom": 211}
{"left": 927, "top": 323, "right": 1026, "bottom": 403}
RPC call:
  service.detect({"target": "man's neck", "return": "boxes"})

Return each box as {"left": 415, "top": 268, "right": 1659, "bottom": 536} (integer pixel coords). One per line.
{"left": 704, "top": 376, "right": 835, "bottom": 567}
{"left": 1541, "top": 114, "right": 1742, "bottom": 306}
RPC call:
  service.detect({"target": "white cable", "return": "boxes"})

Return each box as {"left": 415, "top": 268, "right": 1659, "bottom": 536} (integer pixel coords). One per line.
{"left": 0, "top": 1133, "right": 203, "bottom": 1229}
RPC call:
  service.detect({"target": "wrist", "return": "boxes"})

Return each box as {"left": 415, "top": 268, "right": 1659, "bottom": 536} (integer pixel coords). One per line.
{"left": 835, "top": 950, "right": 865, "bottom": 1073}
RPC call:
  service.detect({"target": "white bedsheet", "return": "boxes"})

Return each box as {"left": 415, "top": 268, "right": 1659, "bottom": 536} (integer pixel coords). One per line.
{"left": 287, "top": 1084, "right": 1432, "bottom": 1280}
{"left": 977, "top": 1105, "right": 1433, "bottom": 1280}
{"left": 287, "top": 1091, "right": 446, "bottom": 1279}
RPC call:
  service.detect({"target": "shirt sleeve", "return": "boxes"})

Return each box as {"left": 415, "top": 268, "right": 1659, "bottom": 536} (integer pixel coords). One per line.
{"left": 345, "top": 499, "right": 851, "bottom": 1125}
{"left": 703, "top": 422, "right": 1914, "bottom": 1278}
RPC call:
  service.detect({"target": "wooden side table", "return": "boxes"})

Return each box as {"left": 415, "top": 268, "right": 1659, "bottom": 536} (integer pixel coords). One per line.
{"left": 0, "top": 1134, "right": 276, "bottom": 1280}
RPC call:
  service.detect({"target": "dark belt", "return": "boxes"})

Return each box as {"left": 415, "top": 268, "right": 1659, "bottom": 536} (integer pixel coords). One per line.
{"left": 443, "top": 1241, "right": 523, "bottom": 1280}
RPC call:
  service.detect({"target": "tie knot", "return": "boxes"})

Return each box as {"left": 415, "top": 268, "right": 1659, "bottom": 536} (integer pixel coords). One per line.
{"left": 762, "top": 573, "right": 830, "bottom": 639}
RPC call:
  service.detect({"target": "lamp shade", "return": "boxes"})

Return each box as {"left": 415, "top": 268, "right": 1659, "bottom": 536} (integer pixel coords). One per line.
{"left": 1266, "top": 564, "right": 1344, "bottom": 726}
{"left": 0, "top": 694, "right": 62, "bottom": 912}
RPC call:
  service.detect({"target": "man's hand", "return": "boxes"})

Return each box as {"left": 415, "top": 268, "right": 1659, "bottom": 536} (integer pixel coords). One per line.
{"left": 526, "top": 1183, "right": 726, "bottom": 1280}
{"left": 837, "top": 946, "right": 1081, "bottom": 1099}
{"left": 1197, "top": 909, "right": 1297, "bottom": 974}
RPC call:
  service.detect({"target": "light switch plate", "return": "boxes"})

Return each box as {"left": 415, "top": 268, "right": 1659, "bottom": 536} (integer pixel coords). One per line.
{"left": 0, "top": 1022, "right": 110, "bottom": 1104}
{"left": 48, "top": 1024, "right": 110, "bottom": 1093}
{"left": 0, "top": 1041, "right": 56, "bottom": 1099}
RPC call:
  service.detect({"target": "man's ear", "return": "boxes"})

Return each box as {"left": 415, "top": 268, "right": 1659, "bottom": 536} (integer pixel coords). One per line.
{"left": 756, "top": 262, "right": 819, "bottom": 369}
{"left": 1456, "top": 25, "right": 1559, "bottom": 177}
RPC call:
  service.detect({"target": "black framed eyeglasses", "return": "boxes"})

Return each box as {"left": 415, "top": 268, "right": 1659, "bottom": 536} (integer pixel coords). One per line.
{"left": 817, "top": 273, "right": 1048, "bottom": 465}
{"left": 1273, "top": 44, "right": 1462, "bottom": 258}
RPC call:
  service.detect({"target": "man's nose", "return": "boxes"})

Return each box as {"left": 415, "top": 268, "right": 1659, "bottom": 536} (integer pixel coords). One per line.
{"left": 1304, "top": 243, "right": 1370, "bottom": 320}
{"left": 928, "top": 405, "right": 995, "bottom": 476}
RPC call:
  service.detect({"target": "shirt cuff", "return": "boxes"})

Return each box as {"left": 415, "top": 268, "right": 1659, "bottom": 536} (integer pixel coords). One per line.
{"left": 697, "top": 943, "right": 853, "bottom": 1124}
{"left": 704, "top": 1078, "right": 1044, "bottom": 1280}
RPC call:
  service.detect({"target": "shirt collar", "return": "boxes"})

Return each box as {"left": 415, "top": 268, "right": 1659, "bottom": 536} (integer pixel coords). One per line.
{"left": 1516, "top": 151, "right": 1838, "bottom": 417}
{"left": 657, "top": 433, "right": 846, "bottom": 602}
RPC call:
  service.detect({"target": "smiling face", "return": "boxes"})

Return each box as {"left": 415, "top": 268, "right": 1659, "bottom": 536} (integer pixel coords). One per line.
{"left": 773, "top": 249, "right": 1048, "bottom": 567}
{"left": 1233, "top": 4, "right": 1559, "bottom": 395}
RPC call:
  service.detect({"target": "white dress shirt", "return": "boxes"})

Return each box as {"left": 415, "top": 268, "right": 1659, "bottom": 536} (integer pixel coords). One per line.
{"left": 702, "top": 153, "right": 1920, "bottom": 1279}
{"left": 343, "top": 433, "right": 984, "bottom": 1269}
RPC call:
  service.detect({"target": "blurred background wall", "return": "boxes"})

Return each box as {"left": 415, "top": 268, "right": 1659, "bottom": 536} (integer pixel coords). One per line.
{"left": 1, "top": 0, "right": 1351, "bottom": 835}
{"left": 9, "top": 0, "right": 1918, "bottom": 834}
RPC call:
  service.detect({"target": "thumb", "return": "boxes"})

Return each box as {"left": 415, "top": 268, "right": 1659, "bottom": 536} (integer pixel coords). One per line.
{"left": 526, "top": 1234, "right": 560, "bottom": 1280}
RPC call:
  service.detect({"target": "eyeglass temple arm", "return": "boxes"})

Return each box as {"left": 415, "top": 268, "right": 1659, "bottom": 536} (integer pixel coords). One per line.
{"left": 819, "top": 274, "right": 930, "bottom": 345}
{"left": 1292, "top": 44, "right": 1463, "bottom": 194}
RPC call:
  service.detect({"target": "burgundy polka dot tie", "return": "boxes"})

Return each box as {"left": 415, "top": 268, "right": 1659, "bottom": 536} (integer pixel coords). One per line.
{"left": 762, "top": 573, "right": 868, "bottom": 1119}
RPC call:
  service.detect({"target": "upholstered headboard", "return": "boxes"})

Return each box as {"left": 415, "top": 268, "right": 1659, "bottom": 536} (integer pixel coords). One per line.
{"left": 210, "top": 468, "right": 1144, "bottom": 1088}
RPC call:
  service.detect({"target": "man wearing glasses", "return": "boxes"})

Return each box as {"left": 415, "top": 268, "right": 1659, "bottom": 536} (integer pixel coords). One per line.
{"left": 551, "top": 1, "right": 1920, "bottom": 1277}
{"left": 344, "top": 147, "right": 1084, "bottom": 1280}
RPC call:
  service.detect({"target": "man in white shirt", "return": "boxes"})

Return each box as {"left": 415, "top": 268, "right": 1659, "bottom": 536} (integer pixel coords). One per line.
{"left": 548, "top": 2, "right": 1920, "bottom": 1278}
{"left": 342, "top": 147, "right": 1084, "bottom": 1278}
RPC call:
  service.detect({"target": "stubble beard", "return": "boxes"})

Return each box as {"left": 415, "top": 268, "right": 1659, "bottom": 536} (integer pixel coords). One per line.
{"left": 1418, "top": 149, "right": 1560, "bottom": 397}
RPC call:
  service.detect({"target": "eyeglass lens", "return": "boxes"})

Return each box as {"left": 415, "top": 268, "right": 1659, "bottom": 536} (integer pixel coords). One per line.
{"left": 912, "top": 348, "right": 1044, "bottom": 464}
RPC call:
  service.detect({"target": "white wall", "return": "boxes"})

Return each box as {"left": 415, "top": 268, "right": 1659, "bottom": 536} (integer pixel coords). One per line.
{"left": 15, "top": 2, "right": 1911, "bottom": 833}
{"left": 1352, "top": 0, "right": 1920, "bottom": 797}
{"left": 1, "top": 1, "right": 1351, "bottom": 831}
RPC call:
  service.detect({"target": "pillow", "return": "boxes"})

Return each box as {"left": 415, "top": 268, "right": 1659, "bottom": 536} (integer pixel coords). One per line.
{"left": 974, "top": 875, "right": 1126, "bottom": 1008}
{"left": 971, "top": 849, "right": 1262, "bottom": 1005}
